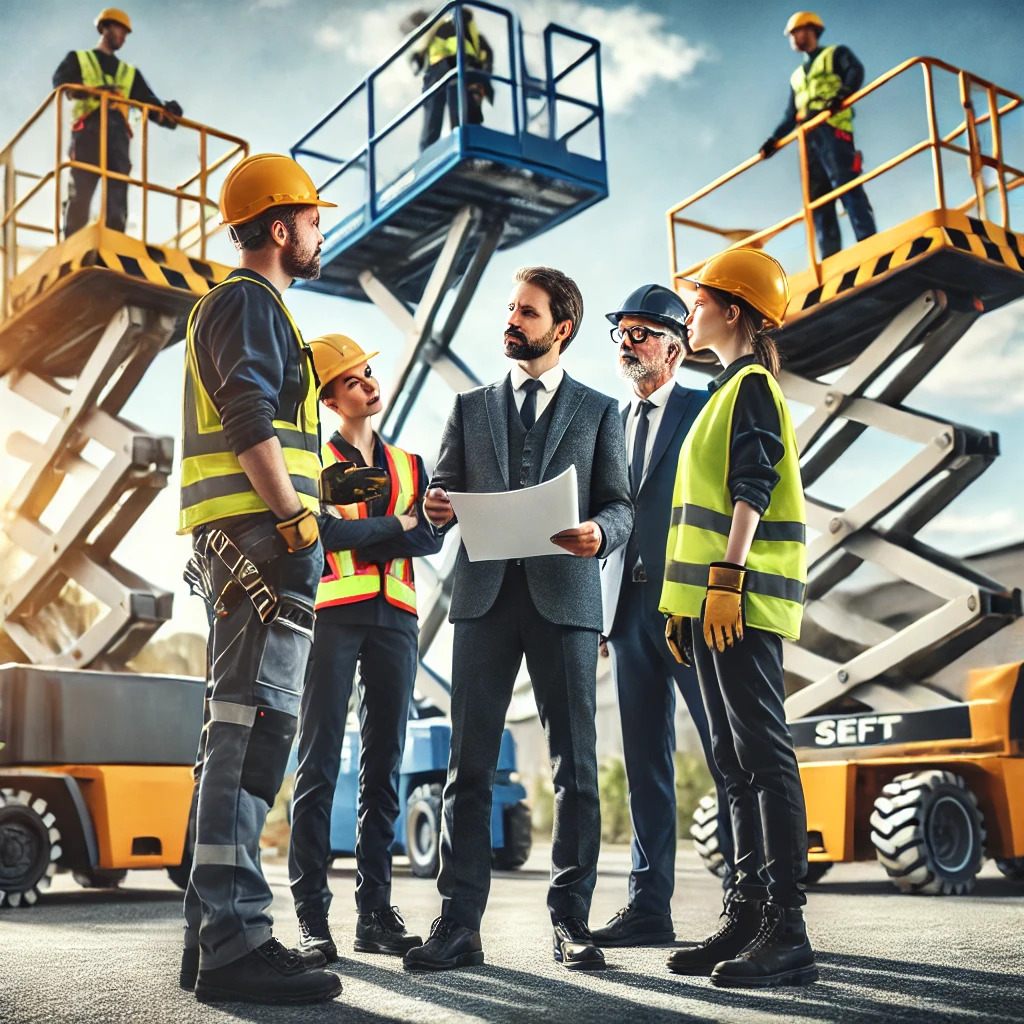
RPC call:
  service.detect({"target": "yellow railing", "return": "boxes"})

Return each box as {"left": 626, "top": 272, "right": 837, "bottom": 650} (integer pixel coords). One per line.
{"left": 667, "top": 56, "right": 1024, "bottom": 287}
{"left": 0, "top": 85, "right": 247, "bottom": 316}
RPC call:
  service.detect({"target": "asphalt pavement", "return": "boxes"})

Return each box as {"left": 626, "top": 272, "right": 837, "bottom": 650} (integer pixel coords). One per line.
{"left": 1, "top": 843, "right": 1022, "bottom": 1024}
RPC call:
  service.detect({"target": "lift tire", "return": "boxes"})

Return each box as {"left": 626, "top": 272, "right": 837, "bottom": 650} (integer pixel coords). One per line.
{"left": 73, "top": 869, "right": 127, "bottom": 889}
{"left": 995, "top": 857, "right": 1024, "bottom": 882}
{"left": 492, "top": 801, "right": 532, "bottom": 871}
{"left": 804, "top": 862, "right": 833, "bottom": 885}
{"left": 690, "top": 792, "right": 728, "bottom": 879}
{"left": 406, "top": 783, "right": 443, "bottom": 879}
{"left": 0, "top": 787, "right": 62, "bottom": 908}
{"left": 869, "top": 769, "right": 985, "bottom": 895}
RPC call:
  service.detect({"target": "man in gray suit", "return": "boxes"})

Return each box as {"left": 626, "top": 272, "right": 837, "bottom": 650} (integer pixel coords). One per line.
{"left": 403, "top": 266, "right": 633, "bottom": 973}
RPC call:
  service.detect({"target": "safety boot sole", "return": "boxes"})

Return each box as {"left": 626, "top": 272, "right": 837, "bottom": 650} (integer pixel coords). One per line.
{"left": 195, "top": 973, "right": 343, "bottom": 1005}
{"left": 593, "top": 930, "right": 675, "bottom": 948}
{"left": 354, "top": 936, "right": 422, "bottom": 955}
{"left": 553, "top": 946, "right": 607, "bottom": 970}
{"left": 711, "top": 963, "right": 819, "bottom": 988}
{"left": 403, "top": 950, "right": 485, "bottom": 971}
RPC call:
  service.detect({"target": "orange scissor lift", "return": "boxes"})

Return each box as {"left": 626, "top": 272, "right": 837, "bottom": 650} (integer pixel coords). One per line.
{"left": 0, "top": 86, "right": 246, "bottom": 903}
{"left": 672, "top": 57, "right": 1024, "bottom": 894}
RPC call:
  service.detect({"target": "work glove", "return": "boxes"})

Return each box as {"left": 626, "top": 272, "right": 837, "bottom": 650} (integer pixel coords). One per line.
{"left": 702, "top": 562, "right": 746, "bottom": 652}
{"left": 158, "top": 99, "right": 183, "bottom": 130}
{"left": 665, "top": 615, "right": 692, "bottom": 668}
{"left": 276, "top": 507, "right": 320, "bottom": 553}
{"left": 759, "top": 136, "right": 778, "bottom": 160}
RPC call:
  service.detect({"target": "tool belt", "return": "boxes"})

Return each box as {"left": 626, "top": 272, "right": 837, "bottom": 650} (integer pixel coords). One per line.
{"left": 184, "top": 527, "right": 278, "bottom": 623}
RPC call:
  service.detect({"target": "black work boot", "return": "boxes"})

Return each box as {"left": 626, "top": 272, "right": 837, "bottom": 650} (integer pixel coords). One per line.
{"left": 354, "top": 905, "right": 423, "bottom": 955}
{"left": 591, "top": 905, "right": 675, "bottom": 947}
{"left": 552, "top": 918, "right": 606, "bottom": 970}
{"left": 194, "top": 937, "right": 342, "bottom": 1004}
{"left": 298, "top": 911, "right": 338, "bottom": 962}
{"left": 180, "top": 941, "right": 326, "bottom": 990}
{"left": 403, "top": 916, "right": 484, "bottom": 971}
{"left": 710, "top": 903, "right": 818, "bottom": 988}
{"left": 666, "top": 897, "right": 763, "bottom": 976}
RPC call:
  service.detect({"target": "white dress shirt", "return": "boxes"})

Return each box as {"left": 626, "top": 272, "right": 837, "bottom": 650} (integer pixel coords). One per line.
{"left": 624, "top": 376, "right": 677, "bottom": 488}
{"left": 510, "top": 363, "right": 564, "bottom": 421}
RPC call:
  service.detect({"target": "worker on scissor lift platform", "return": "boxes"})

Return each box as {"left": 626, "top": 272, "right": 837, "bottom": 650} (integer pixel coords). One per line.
{"left": 660, "top": 249, "right": 817, "bottom": 989}
{"left": 759, "top": 11, "right": 876, "bottom": 259}
{"left": 289, "top": 334, "right": 441, "bottom": 964}
{"left": 177, "top": 153, "right": 342, "bottom": 1006}
{"left": 53, "top": 8, "right": 184, "bottom": 238}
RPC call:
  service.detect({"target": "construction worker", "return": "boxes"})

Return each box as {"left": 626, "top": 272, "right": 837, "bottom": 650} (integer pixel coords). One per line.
{"left": 591, "top": 285, "right": 733, "bottom": 949}
{"left": 178, "top": 153, "right": 342, "bottom": 1005}
{"left": 53, "top": 8, "right": 183, "bottom": 237}
{"left": 403, "top": 6, "right": 494, "bottom": 151}
{"left": 660, "top": 248, "right": 817, "bottom": 988}
{"left": 759, "top": 11, "right": 876, "bottom": 259}
{"left": 289, "top": 335, "right": 441, "bottom": 962}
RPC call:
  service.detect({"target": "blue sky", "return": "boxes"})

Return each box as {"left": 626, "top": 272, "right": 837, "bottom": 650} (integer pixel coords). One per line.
{"left": 2, "top": 0, "right": 1022, "bottom": 634}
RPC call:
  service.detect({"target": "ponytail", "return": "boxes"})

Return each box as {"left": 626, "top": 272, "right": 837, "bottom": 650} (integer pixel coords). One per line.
{"left": 702, "top": 285, "right": 782, "bottom": 378}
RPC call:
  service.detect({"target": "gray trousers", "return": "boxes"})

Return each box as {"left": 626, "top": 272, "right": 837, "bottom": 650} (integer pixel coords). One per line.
{"left": 183, "top": 517, "right": 323, "bottom": 969}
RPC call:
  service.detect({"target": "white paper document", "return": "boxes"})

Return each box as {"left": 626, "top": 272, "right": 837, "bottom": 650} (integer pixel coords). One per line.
{"left": 448, "top": 465, "right": 580, "bottom": 562}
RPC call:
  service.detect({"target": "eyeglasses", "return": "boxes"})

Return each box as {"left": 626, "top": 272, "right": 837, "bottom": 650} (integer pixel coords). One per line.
{"left": 610, "top": 325, "right": 667, "bottom": 345}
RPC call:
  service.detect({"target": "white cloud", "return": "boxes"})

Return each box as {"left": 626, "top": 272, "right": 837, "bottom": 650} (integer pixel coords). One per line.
{"left": 926, "top": 507, "right": 1021, "bottom": 537}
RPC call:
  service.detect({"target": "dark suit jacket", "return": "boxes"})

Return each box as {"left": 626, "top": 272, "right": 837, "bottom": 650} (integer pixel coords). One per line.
{"left": 431, "top": 372, "right": 633, "bottom": 631}
{"left": 603, "top": 382, "right": 708, "bottom": 634}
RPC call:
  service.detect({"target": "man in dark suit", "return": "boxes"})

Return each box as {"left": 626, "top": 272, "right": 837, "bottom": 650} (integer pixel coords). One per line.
{"left": 404, "top": 266, "right": 633, "bottom": 972}
{"left": 591, "top": 285, "right": 733, "bottom": 948}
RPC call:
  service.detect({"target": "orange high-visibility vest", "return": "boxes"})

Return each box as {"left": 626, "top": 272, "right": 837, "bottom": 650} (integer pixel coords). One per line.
{"left": 316, "top": 439, "right": 419, "bottom": 614}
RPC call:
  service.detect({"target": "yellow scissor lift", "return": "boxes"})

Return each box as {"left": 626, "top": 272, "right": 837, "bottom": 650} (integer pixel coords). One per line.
{"left": 669, "top": 57, "right": 1024, "bottom": 894}
{"left": 0, "top": 86, "right": 245, "bottom": 905}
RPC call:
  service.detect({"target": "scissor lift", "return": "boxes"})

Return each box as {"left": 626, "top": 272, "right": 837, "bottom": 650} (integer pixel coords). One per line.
{"left": 0, "top": 87, "right": 244, "bottom": 905}
{"left": 670, "top": 57, "right": 1024, "bottom": 894}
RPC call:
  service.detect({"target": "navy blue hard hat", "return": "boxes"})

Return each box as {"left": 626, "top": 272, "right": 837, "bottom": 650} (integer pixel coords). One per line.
{"left": 605, "top": 283, "right": 689, "bottom": 330}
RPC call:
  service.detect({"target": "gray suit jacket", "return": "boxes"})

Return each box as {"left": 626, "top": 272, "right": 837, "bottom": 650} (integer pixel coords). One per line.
{"left": 431, "top": 372, "right": 633, "bottom": 630}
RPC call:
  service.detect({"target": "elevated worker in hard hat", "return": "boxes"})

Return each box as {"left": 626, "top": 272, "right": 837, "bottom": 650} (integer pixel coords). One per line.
{"left": 289, "top": 335, "right": 441, "bottom": 963}
{"left": 178, "top": 153, "right": 342, "bottom": 1005}
{"left": 660, "top": 249, "right": 816, "bottom": 988}
{"left": 759, "top": 11, "right": 876, "bottom": 259}
{"left": 53, "top": 8, "right": 184, "bottom": 237}
{"left": 590, "top": 285, "right": 734, "bottom": 950}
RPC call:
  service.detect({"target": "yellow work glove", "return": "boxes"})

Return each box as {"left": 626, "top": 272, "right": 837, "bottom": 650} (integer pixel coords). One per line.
{"left": 276, "top": 508, "right": 320, "bottom": 553}
{"left": 702, "top": 562, "right": 746, "bottom": 652}
{"left": 665, "top": 615, "right": 692, "bottom": 667}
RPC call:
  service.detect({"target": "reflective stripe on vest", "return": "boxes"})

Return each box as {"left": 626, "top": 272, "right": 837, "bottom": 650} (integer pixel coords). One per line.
{"left": 315, "top": 440, "right": 419, "bottom": 614}
{"left": 790, "top": 46, "right": 854, "bottom": 132}
{"left": 659, "top": 363, "right": 807, "bottom": 640}
{"left": 73, "top": 50, "right": 136, "bottom": 123}
{"left": 178, "top": 276, "right": 320, "bottom": 534}
{"left": 427, "top": 18, "right": 482, "bottom": 65}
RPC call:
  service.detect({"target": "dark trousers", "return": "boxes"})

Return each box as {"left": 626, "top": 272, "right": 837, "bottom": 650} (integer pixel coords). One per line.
{"left": 439, "top": 564, "right": 600, "bottom": 930}
{"left": 419, "top": 58, "right": 484, "bottom": 150}
{"left": 607, "top": 581, "right": 733, "bottom": 914}
{"left": 289, "top": 616, "right": 418, "bottom": 916}
{"left": 807, "top": 125, "right": 876, "bottom": 258}
{"left": 64, "top": 118, "right": 131, "bottom": 236}
{"left": 691, "top": 621, "right": 807, "bottom": 907}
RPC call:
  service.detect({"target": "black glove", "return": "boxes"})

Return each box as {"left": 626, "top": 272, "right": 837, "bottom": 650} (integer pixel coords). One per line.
{"left": 759, "top": 136, "right": 778, "bottom": 160}
{"left": 159, "top": 99, "right": 183, "bottom": 130}
{"left": 164, "top": 100, "right": 183, "bottom": 117}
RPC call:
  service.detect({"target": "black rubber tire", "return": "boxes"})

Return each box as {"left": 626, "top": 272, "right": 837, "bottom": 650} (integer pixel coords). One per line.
{"left": 995, "top": 857, "right": 1024, "bottom": 882}
{"left": 406, "top": 783, "right": 443, "bottom": 879}
{"left": 690, "top": 791, "right": 727, "bottom": 879}
{"left": 869, "top": 769, "right": 985, "bottom": 895}
{"left": 0, "top": 787, "right": 61, "bottom": 908}
{"left": 492, "top": 801, "right": 532, "bottom": 870}
{"left": 72, "top": 869, "right": 127, "bottom": 889}
{"left": 804, "top": 861, "right": 833, "bottom": 885}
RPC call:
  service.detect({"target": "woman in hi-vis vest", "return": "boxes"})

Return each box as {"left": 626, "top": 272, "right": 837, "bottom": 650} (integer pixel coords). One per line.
{"left": 659, "top": 248, "right": 816, "bottom": 989}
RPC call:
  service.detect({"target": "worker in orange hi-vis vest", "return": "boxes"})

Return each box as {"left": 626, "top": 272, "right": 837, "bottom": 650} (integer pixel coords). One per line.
{"left": 289, "top": 334, "right": 442, "bottom": 964}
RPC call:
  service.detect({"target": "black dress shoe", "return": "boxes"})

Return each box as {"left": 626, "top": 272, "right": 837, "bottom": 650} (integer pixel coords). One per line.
{"left": 591, "top": 905, "right": 675, "bottom": 947}
{"left": 355, "top": 905, "right": 423, "bottom": 955}
{"left": 194, "top": 938, "right": 342, "bottom": 1005}
{"left": 552, "top": 918, "right": 606, "bottom": 970}
{"left": 403, "top": 916, "right": 484, "bottom": 971}
{"left": 180, "top": 941, "right": 326, "bottom": 990}
{"left": 298, "top": 911, "right": 338, "bottom": 962}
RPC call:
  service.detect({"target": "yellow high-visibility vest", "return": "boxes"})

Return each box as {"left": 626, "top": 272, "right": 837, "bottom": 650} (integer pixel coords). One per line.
{"left": 316, "top": 439, "right": 419, "bottom": 614}
{"left": 178, "top": 275, "right": 321, "bottom": 534}
{"left": 426, "top": 17, "right": 482, "bottom": 65}
{"left": 73, "top": 50, "right": 136, "bottom": 124}
{"left": 791, "top": 46, "right": 854, "bottom": 132}
{"left": 660, "top": 363, "right": 807, "bottom": 640}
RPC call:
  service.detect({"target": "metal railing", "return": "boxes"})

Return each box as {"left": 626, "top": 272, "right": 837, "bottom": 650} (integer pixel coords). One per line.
{"left": 0, "top": 84, "right": 247, "bottom": 317}
{"left": 667, "top": 56, "right": 1024, "bottom": 286}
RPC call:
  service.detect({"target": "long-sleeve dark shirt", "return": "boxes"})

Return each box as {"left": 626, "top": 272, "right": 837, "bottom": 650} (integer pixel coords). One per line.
{"left": 317, "top": 432, "right": 442, "bottom": 632}
{"left": 771, "top": 44, "right": 865, "bottom": 140}
{"left": 53, "top": 49, "right": 166, "bottom": 126}
{"left": 707, "top": 355, "right": 785, "bottom": 517}
{"left": 191, "top": 269, "right": 311, "bottom": 457}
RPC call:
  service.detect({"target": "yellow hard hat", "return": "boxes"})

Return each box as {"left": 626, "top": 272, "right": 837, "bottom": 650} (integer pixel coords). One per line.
{"left": 219, "top": 153, "right": 337, "bottom": 226}
{"left": 686, "top": 248, "right": 790, "bottom": 328}
{"left": 309, "top": 335, "right": 380, "bottom": 396}
{"left": 784, "top": 10, "right": 825, "bottom": 35}
{"left": 96, "top": 7, "right": 132, "bottom": 32}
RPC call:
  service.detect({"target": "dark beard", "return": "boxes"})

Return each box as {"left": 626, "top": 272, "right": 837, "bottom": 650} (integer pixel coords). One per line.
{"left": 283, "top": 240, "right": 321, "bottom": 281}
{"left": 504, "top": 325, "right": 556, "bottom": 361}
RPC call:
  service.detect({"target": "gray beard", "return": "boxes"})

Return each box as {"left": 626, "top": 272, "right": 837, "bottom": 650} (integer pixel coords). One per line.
{"left": 618, "top": 355, "right": 656, "bottom": 384}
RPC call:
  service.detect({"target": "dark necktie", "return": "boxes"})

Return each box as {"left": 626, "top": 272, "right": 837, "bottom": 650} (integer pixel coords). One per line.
{"left": 624, "top": 401, "right": 653, "bottom": 582}
{"left": 520, "top": 378, "right": 543, "bottom": 430}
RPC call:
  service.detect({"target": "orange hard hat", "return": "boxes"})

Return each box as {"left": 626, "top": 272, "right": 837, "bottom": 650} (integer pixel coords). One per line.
{"left": 219, "top": 153, "right": 336, "bottom": 226}
{"left": 96, "top": 7, "right": 132, "bottom": 32}
{"left": 309, "top": 335, "right": 380, "bottom": 396}
{"left": 685, "top": 248, "right": 790, "bottom": 328}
